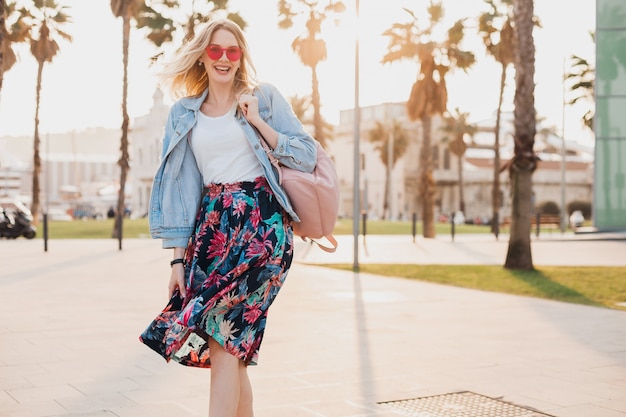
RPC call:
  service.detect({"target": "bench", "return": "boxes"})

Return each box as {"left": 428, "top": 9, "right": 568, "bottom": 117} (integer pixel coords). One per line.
{"left": 501, "top": 214, "right": 562, "bottom": 236}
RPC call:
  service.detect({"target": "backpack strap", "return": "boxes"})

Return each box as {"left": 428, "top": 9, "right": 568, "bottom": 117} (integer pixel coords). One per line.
{"left": 302, "top": 234, "right": 338, "bottom": 253}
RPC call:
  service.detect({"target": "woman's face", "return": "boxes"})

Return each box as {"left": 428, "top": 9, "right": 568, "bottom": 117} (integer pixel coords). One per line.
{"left": 200, "top": 28, "right": 241, "bottom": 87}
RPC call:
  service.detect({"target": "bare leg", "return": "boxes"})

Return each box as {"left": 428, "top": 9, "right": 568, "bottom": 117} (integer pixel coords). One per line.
{"left": 208, "top": 337, "right": 241, "bottom": 417}
{"left": 236, "top": 363, "right": 254, "bottom": 417}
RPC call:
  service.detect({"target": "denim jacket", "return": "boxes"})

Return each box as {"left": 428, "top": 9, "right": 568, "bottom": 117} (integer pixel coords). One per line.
{"left": 148, "top": 83, "right": 317, "bottom": 248}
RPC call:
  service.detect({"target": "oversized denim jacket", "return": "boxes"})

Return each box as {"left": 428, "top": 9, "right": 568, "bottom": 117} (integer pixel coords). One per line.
{"left": 148, "top": 83, "right": 317, "bottom": 248}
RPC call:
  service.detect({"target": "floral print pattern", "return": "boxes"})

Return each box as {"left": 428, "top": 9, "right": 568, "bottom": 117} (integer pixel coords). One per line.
{"left": 140, "top": 176, "right": 293, "bottom": 367}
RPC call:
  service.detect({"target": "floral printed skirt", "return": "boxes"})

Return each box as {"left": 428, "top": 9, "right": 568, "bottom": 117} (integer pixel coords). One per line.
{"left": 139, "top": 176, "right": 293, "bottom": 368}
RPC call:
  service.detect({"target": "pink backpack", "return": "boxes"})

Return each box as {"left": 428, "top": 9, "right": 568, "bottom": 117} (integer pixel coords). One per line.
{"left": 260, "top": 139, "right": 339, "bottom": 253}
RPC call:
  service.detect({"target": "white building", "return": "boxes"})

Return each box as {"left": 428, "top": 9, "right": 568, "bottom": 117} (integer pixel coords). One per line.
{"left": 328, "top": 102, "right": 418, "bottom": 220}
{"left": 332, "top": 103, "right": 594, "bottom": 223}
{"left": 128, "top": 89, "right": 170, "bottom": 218}
{"left": 0, "top": 128, "right": 120, "bottom": 217}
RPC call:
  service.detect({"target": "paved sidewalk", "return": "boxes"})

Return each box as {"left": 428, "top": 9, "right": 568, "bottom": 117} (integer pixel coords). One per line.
{"left": 293, "top": 231, "right": 626, "bottom": 266}
{"left": 0, "top": 236, "right": 625, "bottom": 417}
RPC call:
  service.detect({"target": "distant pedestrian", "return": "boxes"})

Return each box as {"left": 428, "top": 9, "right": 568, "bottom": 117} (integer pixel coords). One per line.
{"left": 106, "top": 206, "right": 115, "bottom": 219}
{"left": 138, "top": 18, "right": 316, "bottom": 416}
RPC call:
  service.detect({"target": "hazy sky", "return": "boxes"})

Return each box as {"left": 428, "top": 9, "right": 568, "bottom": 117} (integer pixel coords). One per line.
{"left": 0, "top": 0, "right": 595, "bottom": 143}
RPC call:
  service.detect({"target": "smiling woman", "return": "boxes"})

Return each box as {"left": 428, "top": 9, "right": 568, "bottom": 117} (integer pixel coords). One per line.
{"left": 135, "top": 17, "right": 319, "bottom": 416}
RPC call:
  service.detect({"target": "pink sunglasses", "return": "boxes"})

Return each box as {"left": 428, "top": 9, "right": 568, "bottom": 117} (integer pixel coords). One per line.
{"left": 205, "top": 44, "right": 242, "bottom": 61}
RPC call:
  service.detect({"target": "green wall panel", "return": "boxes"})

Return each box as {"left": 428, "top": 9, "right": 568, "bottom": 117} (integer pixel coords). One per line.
{"left": 596, "top": 31, "right": 626, "bottom": 96}
{"left": 596, "top": 97, "right": 626, "bottom": 138}
{"left": 595, "top": 0, "right": 626, "bottom": 229}
{"left": 597, "top": 0, "right": 626, "bottom": 29}
{"left": 595, "top": 138, "right": 626, "bottom": 228}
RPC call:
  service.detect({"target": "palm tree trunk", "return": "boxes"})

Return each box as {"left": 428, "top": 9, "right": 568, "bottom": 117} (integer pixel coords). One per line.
{"left": 599, "top": 86, "right": 612, "bottom": 221}
{"left": 31, "top": 61, "right": 44, "bottom": 225}
{"left": 112, "top": 13, "right": 131, "bottom": 248}
{"left": 505, "top": 0, "right": 536, "bottom": 270}
{"left": 505, "top": 168, "right": 534, "bottom": 268}
{"left": 420, "top": 115, "right": 435, "bottom": 238}
{"left": 458, "top": 153, "right": 465, "bottom": 214}
{"left": 492, "top": 62, "right": 507, "bottom": 238}
{"left": 311, "top": 65, "right": 325, "bottom": 147}
{"left": 386, "top": 128, "right": 394, "bottom": 220}
{"left": 0, "top": 0, "right": 6, "bottom": 93}
{"left": 383, "top": 164, "right": 390, "bottom": 219}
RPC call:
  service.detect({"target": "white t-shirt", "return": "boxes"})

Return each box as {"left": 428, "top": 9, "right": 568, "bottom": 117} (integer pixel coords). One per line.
{"left": 190, "top": 105, "right": 264, "bottom": 185}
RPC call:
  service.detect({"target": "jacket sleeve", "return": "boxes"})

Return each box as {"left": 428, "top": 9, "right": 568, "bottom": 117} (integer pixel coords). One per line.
{"left": 256, "top": 84, "right": 317, "bottom": 173}
{"left": 161, "top": 237, "right": 190, "bottom": 249}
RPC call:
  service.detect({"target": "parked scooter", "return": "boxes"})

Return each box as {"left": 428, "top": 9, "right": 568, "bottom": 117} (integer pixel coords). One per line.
{"left": 0, "top": 200, "right": 36, "bottom": 239}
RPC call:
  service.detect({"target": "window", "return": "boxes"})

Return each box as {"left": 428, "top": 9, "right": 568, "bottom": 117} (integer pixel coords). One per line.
{"left": 432, "top": 145, "right": 440, "bottom": 169}
{"left": 443, "top": 148, "right": 451, "bottom": 170}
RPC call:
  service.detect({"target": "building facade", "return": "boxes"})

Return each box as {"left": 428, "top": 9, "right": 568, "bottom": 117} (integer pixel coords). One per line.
{"left": 129, "top": 89, "right": 170, "bottom": 218}
{"left": 332, "top": 103, "right": 593, "bottom": 224}
{"left": 0, "top": 129, "right": 120, "bottom": 218}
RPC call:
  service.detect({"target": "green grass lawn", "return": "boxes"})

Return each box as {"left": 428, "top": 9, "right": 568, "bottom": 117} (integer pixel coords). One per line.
{"left": 35, "top": 218, "right": 151, "bottom": 239}
{"left": 322, "top": 263, "right": 626, "bottom": 312}
{"left": 332, "top": 218, "right": 572, "bottom": 235}
{"left": 34, "top": 217, "right": 569, "bottom": 239}
{"left": 333, "top": 218, "right": 493, "bottom": 235}
{"left": 36, "top": 217, "right": 492, "bottom": 239}
{"left": 31, "top": 218, "right": 624, "bottom": 312}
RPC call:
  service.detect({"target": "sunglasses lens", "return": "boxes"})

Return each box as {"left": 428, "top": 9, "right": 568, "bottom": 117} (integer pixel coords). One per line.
{"left": 207, "top": 45, "right": 223, "bottom": 60}
{"left": 206, "top": 45, "right": 241, "bottom": 61}
{"left": 226, "top": 47, "right": 242, "bottom": 61}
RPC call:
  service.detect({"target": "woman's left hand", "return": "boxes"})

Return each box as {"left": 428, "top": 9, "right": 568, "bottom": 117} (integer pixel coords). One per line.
{"left": 238, "top": 92, "right": 279, "bottom": 149}
{"left": 238, "top": 93, "right": 261, "bottom": 126}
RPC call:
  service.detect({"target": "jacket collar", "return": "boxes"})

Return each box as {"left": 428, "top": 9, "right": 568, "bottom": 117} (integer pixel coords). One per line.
{"left": 179, "top": 89, "right": 208, "bottom": 111}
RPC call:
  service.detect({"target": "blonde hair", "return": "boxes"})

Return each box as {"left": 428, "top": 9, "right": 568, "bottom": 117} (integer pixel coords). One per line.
{"left": 156, "top": 19, "right": 257, "bottom": 99}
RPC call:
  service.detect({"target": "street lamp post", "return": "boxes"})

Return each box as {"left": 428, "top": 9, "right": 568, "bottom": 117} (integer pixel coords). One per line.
{"left": 44, "top": 132, "right": 50, "bottom": 252}
{"left": 387, "top": 117, "right": 394, "bottom": 220}
{"left": 561, "top": 56, "right": 567, "bottom": 233}
{"left": 352, "top": 0, "right": 361, "bottom": 271}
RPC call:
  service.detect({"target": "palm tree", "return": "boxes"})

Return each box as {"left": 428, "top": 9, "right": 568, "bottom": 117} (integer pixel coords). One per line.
{"left": 177, "top": 0, "right": 246, "bottom": 41}
{"left": 140, "top": 0, "right": 246, "bottom": 50}
{"left": 368, "top": 119, "right": 409, "bottom": 219}
{"left": 278, "top": 0, "right": 345, "bottom": 147}
{"left": 566, "top": 55, "right": 594, "bottom": 131}
{"left": 565, "top": 32, "right": 595, "bottom": 132}
{"left": 108, "top": 0, "right": 175, "bottom": 248}
{"left": 289, "top": 93, "right": 333, "bottom": 140}
{"left": 382, "top": 2, "right": 475, "bottom": 238}
{"left": 289, "top": 94, "right": 311, "bottom": 122}
{"left": 27, "top": 0, "right": 71, "bottom": 225}
{"left": 109, "top": 0, "right": 143, "bottom": 247}
{"left": 440, "top": 108, "right": 476, "bottom": 215}
{"left": 503, "top": 0, "right": 538, "bottom": 270}
{"left": 1, "top": 1, "right": 32, "bottom": 95}
{"left": 477, "top": 0, "right": 514, "bottom": 237}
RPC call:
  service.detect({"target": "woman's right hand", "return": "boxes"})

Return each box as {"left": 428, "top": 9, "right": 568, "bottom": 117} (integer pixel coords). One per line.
{"left": 168, "top": 264, "right": 187, "bottom": 299}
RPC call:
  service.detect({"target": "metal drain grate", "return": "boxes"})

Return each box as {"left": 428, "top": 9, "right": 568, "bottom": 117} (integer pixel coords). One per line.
{"left": 379, "top": 391, "right": 554, "bottom": 417}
